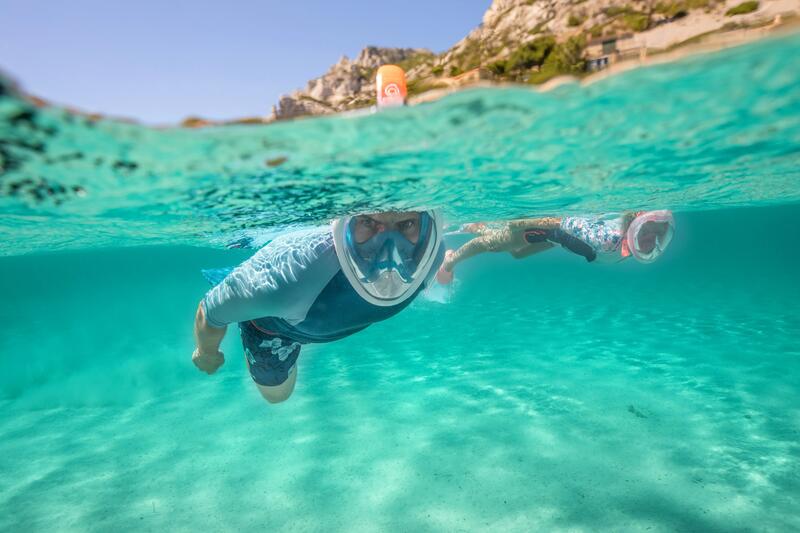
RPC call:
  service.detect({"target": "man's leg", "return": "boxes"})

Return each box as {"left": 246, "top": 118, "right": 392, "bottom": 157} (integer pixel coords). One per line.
{"left": 245, "top": 357, "right": 298, "bottom": 403}
{"left": 239, "top": 322, "right": 302, "bottom": 404}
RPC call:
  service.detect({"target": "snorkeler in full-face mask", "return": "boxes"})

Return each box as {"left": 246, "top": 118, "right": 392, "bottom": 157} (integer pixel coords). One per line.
{"left": 437, "top": 211, "right": 675, "bottom": 283}
{"left": 192, "top": 210, "right": 444, "bottom": 404}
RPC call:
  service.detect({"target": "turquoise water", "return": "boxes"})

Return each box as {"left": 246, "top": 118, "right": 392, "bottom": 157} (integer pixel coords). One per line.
{"left": 1, "top": 34, "right": 800, "bottom": 531}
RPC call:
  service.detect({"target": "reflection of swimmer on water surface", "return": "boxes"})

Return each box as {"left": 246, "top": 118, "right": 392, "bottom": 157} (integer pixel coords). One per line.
{"left": 193, "top": 211, "right": 444, "bottom": 404}
{"left": 436, "top": 211, "right": 675, "bottom": 283}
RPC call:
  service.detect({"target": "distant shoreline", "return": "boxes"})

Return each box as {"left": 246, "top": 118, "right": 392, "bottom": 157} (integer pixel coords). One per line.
{"left": 581, "top": 15, "right": 800, "bottom": 86}
{"left": 410, "top": 17, "right": 800, "bottom": 104}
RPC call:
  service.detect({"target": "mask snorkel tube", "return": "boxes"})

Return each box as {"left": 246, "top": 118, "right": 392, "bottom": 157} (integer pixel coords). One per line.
{"left": 376, "top": 65, "right": 408, "bottom": 109}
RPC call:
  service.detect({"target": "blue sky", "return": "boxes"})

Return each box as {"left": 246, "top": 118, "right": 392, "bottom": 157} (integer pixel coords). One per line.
{"left": 0, "top": 0, "right": 490, "bottom": 124}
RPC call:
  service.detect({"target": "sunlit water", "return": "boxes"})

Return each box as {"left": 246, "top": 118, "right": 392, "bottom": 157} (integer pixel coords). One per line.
{"left": 1, "top": 34, "right": 799, "bottom": 532}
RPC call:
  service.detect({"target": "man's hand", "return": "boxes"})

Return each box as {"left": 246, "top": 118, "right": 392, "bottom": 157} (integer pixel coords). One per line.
{"left": 193, "top": 302, "right": 227, "bottom": 375}
{"left": 192, "top": 349, "right": 225, "bottom": 375}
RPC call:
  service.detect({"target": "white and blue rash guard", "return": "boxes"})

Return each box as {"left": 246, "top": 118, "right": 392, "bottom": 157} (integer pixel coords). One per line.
{"left": 202, "top": 227, "right": 442, "bottom": 344}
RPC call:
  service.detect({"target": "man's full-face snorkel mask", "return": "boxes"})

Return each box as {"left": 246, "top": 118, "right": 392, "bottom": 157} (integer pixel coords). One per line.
{"left": 332, "top": 211, "right": 443, "bottom": 306}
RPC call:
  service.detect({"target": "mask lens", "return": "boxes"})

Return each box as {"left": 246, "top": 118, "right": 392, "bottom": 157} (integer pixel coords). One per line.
{"left": 351, "top": 216, "right": 381, "bottom": 244}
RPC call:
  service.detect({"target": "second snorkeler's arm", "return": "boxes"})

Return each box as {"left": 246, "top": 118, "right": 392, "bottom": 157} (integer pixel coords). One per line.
{"left": 444, "top": 233, "right": 507, "bottom": 272}
{"left": 193, "top": 302, "right": 226, "bottom": 374}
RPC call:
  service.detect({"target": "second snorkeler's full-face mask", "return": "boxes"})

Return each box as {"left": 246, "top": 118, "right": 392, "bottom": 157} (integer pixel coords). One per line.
{"left": 332, "top": 211, "right": 442, "bottom": 306}
{"left": 624, "top": 210, "right": 675, "bottom": 263}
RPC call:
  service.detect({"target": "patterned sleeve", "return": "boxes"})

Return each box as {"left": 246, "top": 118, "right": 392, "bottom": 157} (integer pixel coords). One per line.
{"left": 202, "top": 228, "right": 340, "bottom": 327}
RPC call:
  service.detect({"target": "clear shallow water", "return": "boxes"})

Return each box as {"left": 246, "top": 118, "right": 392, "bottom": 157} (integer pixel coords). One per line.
{"left": 1, "top": 34, "right": 800, "bottom": 532}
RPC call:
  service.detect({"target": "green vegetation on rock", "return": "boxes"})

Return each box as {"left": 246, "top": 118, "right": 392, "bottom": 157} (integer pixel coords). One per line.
{"left": 548, "top": 35, "right": 587, "bottom": 74}
{"left": 406, "top": 78, "right": 448, "bottom": 97}
{"left": 507, "top": 36, "right": 556, "bottom": 72}
{"left": 528, "top": 35, "right": 587, "bottom": 84}
{"left": 568, "top": 13, "right": 586, "bottom": 27}
{"left": 604, "top": 5, "right": 633, "bottom": 17}
{"left": 486, "top": 34, "right": 586, "bottom": 85}
{"left": 447, "top": 39, "right": 484, "bottom": 73}
{"left": 397, "top": 51, "right": 435, "bottom": 72}
{"left": 600, "top": 5, "right": 653, "bottom": 32}
{"left": 623, "top": 12, "right": 650, "bottom": 31}
{"left": 655, "top": 0, "right": 712, "bottom": 18}
{"left": 485, "top": 36, "right": 557, "bottom": 79}
{"left": 589, "top": 24, "right": 607, "bottom": 38}
{"left": 726, "top": 1, "right": 759, "bottom": 15}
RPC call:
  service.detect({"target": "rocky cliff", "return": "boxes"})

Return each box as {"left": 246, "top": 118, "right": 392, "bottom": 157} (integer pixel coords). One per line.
{"left": 269, "top": 0, "right": 795, "bottom": 120}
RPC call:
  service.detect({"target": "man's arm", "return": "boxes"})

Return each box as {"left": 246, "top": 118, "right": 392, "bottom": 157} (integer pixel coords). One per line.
{"left": 190, "top": 228, "right": 340, "bottom": 376}
{"left": 192, "top": 302, "right": 226, "bottom": 374}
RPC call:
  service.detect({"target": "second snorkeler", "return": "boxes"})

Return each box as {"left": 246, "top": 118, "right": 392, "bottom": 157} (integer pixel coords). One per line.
{"left": 437, "top": 211, "right": 675, "bottom": 283}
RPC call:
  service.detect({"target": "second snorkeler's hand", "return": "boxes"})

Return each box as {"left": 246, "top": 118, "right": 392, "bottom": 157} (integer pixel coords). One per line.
{"left": 192, "top": 348, "right": 225, "bottom": 375}
{"left": 436, "top": 250, "right": 455, "bottom": 284}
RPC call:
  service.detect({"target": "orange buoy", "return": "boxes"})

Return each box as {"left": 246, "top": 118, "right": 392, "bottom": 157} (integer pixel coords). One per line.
{"left": 376, "top": 65, "right": 407, "bottom": 109}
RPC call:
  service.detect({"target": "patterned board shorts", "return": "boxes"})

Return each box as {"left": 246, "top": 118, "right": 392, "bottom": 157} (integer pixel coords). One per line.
{"left": 239, "top": 321, "right": 302, "bottom": 386}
